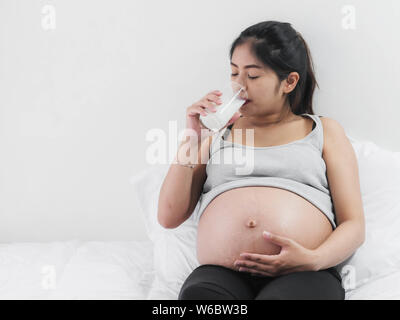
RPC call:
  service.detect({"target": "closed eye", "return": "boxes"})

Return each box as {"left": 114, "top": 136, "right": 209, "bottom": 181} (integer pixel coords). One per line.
{"left": 231, "top": 73, "right": 259, "bottom": 80}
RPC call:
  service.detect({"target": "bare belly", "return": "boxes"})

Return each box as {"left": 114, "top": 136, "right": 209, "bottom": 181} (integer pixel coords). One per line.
{"left": 197, "top": 187, "right": 333, "bottom": 271}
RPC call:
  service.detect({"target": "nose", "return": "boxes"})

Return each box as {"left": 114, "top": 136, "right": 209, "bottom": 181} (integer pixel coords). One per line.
{"left": 239, "top": 90, "right": 248, "bottom": 101}
{"left": 236, "top": 80, "right": 248, "bottom": 100}
{"left": 238, "top": 86, "right": 249, "bottom": 100}
{"left": 232, "top": 79, "right": 248, "bottom": 100}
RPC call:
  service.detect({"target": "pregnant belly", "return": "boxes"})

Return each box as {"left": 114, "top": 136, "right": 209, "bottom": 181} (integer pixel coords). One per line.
{"left": 196, "top": 187, "right": 333, "bottom": 271}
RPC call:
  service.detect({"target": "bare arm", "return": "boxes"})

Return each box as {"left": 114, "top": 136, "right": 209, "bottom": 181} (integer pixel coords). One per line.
{"left": 157, "top": 135, "right": 212, "bottom": 229}
{"left": 313, "top": 117, "right": 365, "bottom": 270}
{"left": 157, "top": 88, "right": 240, "bottom": 229}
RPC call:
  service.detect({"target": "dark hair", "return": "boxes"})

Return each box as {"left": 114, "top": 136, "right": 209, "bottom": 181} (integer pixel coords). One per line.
{"left": 229, "top": 21, "right": 318, "bottom": 115}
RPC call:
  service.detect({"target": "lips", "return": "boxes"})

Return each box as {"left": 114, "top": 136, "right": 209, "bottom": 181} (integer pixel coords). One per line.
{"left": 243, "top": 99, "right": 251, "bottom": 105}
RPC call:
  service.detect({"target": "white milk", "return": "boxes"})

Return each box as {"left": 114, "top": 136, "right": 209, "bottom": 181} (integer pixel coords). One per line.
{"left": 199, "top": 88, "right": 246, "bottom": 132}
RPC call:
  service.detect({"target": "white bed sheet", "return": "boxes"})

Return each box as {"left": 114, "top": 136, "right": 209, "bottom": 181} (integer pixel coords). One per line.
{"left": 1, "top": 239, "right": 400, "bottom": 300}
{"left": 345, "top": 270, "right": 400, "bottom": 300}
{"left": 0, "top": 240, "right": 155, "bottom": 300}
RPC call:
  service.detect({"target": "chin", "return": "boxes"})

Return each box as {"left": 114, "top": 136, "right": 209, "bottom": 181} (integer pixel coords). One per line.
{"left": 239, "top": 106, "right": 250, "bottom": 113}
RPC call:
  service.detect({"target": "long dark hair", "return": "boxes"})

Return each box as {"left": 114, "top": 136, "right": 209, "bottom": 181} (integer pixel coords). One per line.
{"left": 229, "top": 21, "right": 318, "bottom": 115}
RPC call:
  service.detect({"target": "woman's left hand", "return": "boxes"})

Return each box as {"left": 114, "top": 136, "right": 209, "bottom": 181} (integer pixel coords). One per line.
{"left": 233, "top": 231, "right": 320, "bottom": 277}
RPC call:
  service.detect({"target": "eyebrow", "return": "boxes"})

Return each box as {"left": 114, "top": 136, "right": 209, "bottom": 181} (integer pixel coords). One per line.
{"left": 230, "top": 62, "right": 262, "bottom": 69}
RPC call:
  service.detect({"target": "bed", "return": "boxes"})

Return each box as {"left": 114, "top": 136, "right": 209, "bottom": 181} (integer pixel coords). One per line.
{"left": 0, "top": 240, "right": 155, "bottom": 299}
{"left": 1, "top": 135, "right": 400, "bottom": 300}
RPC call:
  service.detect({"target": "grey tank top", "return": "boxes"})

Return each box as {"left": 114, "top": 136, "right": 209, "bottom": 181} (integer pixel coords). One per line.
{"left": 193, "top": 113, "right": 337, "bottom": 230}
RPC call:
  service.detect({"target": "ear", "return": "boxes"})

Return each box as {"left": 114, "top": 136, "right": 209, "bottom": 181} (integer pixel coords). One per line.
{"left": 283, "top": 72, "right": 300, "bottom": 94}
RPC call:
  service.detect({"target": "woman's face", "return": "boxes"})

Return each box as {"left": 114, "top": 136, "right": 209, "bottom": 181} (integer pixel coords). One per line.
{"left": 230, "top": 42, "right": 299, "bottom": 117}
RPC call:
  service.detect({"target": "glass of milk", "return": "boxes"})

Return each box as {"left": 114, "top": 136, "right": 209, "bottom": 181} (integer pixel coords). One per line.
{"left": 199, "top": 80, "right": 248, "bottom": 132}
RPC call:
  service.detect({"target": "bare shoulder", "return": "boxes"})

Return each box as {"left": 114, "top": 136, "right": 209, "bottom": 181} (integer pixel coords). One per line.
{"left": 319, "top": 116, "right": 344, "bottom": 131}
{"left": 318, "top": 116, "right": 365, "bottom": 229}
{"left": 319, "top": 116, "right": 351, "bottom": 159}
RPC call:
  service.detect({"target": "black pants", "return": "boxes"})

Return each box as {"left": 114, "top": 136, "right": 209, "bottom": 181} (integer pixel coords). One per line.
{"left": 178, "top": 264, "right": 345, "bottom": 300}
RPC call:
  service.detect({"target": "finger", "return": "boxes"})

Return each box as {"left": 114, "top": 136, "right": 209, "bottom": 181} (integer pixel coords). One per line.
{"left": 194, "top": 106, "right": 208, "bottom": 116}
{"left": 204, "top": 91, "right": 222, "bottom": 102}
{"left": 199, "top": 100, "right": 218, "bottom": 113}
{"left": 263, "top": 231, "right": 293, "bottom": 247}
{"left": 236, "top": 260, "right": 277, "bottom": 275}
{"left": 187, "top": 106, "right": 207, "bottom": 117}
{"left": 239, "top": 252, "right": 280, "bottom": 264}
{"left": 237, "top": 256, "right": 302, "bottom": 276}
{"left": 206, "top": 95, "right": 223, "bottom": 105}
{"left": 238, "top": 262, "right": 296, "bottom": 277}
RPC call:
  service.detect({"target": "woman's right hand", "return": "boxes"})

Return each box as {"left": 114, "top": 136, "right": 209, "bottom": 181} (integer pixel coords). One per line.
{"left": 185, "top": 90, "right": 241, "bottom": 142}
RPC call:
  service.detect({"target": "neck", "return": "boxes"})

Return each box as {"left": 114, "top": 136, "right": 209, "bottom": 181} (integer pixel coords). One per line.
{"left": 242, "top": 102, "right": 297, "bottom": 128}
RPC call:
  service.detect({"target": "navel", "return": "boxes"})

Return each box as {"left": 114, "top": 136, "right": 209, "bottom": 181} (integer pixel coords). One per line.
{"left": 246, "top": 219, "right": 257, "bottom": 228}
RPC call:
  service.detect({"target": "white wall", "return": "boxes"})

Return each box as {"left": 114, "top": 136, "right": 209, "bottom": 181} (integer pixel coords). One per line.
{"left": 0, "top": 0, "right": 399, "bottom": 242}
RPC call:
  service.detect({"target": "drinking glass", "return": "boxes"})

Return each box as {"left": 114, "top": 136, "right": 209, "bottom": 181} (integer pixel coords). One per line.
{"left": 199, "top": 80, "right": 248, "bottom": 132}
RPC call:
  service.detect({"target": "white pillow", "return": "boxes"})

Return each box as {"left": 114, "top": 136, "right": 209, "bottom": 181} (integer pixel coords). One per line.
{"left": 130, "top": 164, "right": 200, "bottom": 299}
{"left": 336, "top": 136, "right": 400, "bottom": 291}
{"left": 130, "top": 136, "right": 400, "bottom": 299}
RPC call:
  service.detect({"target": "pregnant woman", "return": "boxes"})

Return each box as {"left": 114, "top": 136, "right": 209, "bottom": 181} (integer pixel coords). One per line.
{"left": 158, "top": 21, "right": 365, "bottom": 300}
